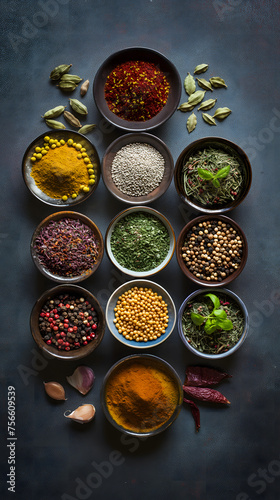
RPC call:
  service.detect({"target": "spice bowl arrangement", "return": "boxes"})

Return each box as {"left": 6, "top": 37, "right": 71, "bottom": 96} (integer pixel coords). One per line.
{"left": 93, "top": 46, "right": 181, "bottom": 132}
{"left": 174, "top": 137, "right": 252, "bottom": 214}
{"left": 30, "top": 211, "right": 104, "bottom": 283}
{"left": 105, "top": 206, "right": 175, "bottom": 277}
{"left": 30, "top": 284, "right": 106, "bottom": 360}
{"left": 101, "top": 354, "right": 183, "bottom": 436}
{"left": 176, "top": 214, "right": 248, "bottom": 287}
{"left": 177, "top": 288, "right": 249, "bottom": 359}
{"left": 22, "top": 130, "right": 101, "bottom": 207}
{"left": 102, "top": 132, "right": 174, "bottom": 205}
{"left": 105, "top": 279, "right": 176, "bottom": 349}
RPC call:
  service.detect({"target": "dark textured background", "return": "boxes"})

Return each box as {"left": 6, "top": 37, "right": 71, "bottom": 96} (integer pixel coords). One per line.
{"left": 1, "top": 1, "right": 280, "bottom": 499}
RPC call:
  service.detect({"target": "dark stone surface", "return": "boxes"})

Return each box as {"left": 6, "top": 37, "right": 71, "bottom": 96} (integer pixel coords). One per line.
{"left": 1, "top": 1, "right": 280, "bottom": 499}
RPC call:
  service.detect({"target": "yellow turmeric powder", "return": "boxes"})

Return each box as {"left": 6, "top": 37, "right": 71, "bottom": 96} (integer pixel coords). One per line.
{"left": 105, "top": 360, "right": 181, "bottom": 433}
{"left": 30, "top": 140, "right": 94, "bottom": 200}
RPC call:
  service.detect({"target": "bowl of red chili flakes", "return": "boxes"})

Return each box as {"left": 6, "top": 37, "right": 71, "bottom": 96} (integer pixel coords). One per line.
{"left": 93, "top": 47, "right": 181, "bottom": 132}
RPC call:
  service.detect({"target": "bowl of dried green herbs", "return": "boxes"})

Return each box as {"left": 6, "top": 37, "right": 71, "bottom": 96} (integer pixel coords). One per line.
{"left": 178, "top": 288, "right": 249, "bottom": 359}
{"left": 174, "top": 137, "right": 252, "bottom": 214}
{"left": 105, "top": 206, "right": 175, "bottom": 277}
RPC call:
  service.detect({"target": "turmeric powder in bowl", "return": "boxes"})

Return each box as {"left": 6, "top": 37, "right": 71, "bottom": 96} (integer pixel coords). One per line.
{"left": 102, "top": 354, "right": 183, "bottom": 436}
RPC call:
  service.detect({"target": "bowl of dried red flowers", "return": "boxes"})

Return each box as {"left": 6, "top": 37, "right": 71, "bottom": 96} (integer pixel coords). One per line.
{"left": 178, "top": 288, "right": 249, "bottom": 359}
{"left": 30, "top": 211, "right": 104, "bottom": 283}
{"left": 30, "top": 284, "right": 106, "bottom": 361}
{"left": 176, "top": 214, "right": 248, "bottom": 287}
{"left": 174, "top": 137, "right": 252, "bottom": 214}
{"left": 93, "top": 47, "right": 181, "bottom": 132}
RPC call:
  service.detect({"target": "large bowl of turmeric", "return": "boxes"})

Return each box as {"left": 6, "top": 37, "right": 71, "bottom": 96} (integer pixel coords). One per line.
{"left": 101, "top": 354, "right": 183, "bottom": 437}
{"left": 22, "top": 130, "right": 101, "bottom": 207}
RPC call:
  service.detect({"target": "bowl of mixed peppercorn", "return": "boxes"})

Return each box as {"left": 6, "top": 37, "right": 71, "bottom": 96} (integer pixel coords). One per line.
{"left": 176, "top": 214, "right": 248, "bottom": 287}
{"left": 30, "top": 211, "right": 104, "bottom": 283}
{"left": 93, "top": 47, "right": 181, "bottom": 132}
{"left": 178, "top": 288, "right": 249, "bottom": 359}
{"left": 105, "top": 206, "right": 175, "bottom": 277}
{"left": 30, "top": 284, "right": 106, "bottom": 360}
{"left": 174, "top": 137, "right": 252, "bottom": 214}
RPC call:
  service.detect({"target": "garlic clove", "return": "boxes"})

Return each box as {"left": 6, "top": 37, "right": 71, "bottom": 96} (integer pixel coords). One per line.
{"left": 66, "top": 366, "right": 95, "bottom": 395}
{"left": 44, "top": 381, "right": 66, "bottom": 401}
{"left": 64, "top": 404, "right": 96, "bottom": 424}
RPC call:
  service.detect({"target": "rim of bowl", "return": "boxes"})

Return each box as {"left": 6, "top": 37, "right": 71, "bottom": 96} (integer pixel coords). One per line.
{"left": 105, "top": 278, "right": 177, "bottom": 349}
{"left": 102, "top": 132, "right": 174, "bottom": 205}
{"left": 101, "top": 353, "right": 183, "bottom": 436}
{"left": 174, "top": 137, "right": 252, "bottom": 214}
{"left": 93, "top": 46, "right": 182, "bottom": 132}
{"left": 177, "top": 287, "right": 249, "bottom": 359}
{"left": 22, "top": 130, "right": 101, "bottom": 207}
{"left": 176, "top": 214, "right": 248, "bottom": 287}
{"left": 30, "top": 284, "right": 105, "bottom": 360}
{"left": 30, "top": 211, "right": 104, "bottom": 283}
{"left": 105, "top": 206, "right": 176, "bottom": 277}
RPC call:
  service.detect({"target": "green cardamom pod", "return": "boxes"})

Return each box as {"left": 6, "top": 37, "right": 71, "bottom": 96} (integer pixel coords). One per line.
{"left": 69, "top": 98, "right": 88, "bottom": 115}
{"left": 209, "top": 77, "right": 227, "bottom": 88}
{"left": 177, "top": 102, "right": 195, "bottom": 112}
{"left": 80, "top": 79, "right": 90, "bottom": 97}
{"left": 202, "top": 113, "right": 216, "bottom": 126}
{"left": 45, "top": 119, "right": 66, "bottom": 130}
{"left": 198, "top": 98, "right": 217, "bottom": 111}
{"left": 78, "top": 124, "right": 96, "bottom": 135}
{"left": 213, "top": 107, "right": 232, "bottom": 120}
{"left": 57, "top": 81, "right": 78, "bottom": 91}
{"left": 184, "top": 73, "right": 196, "bottom": 96}
{"left": 187, "top": 90, "right": 206, "bottom": 106}
{"left": 60, "top": 74, "right": 83, "bottom": 84}
{"left": 63, "top": 111, "right": 82, "bottom": 128}
{"left": 50, "top": 64, "right": 72, "bottom": 81}
{"left": 196, "top": 78, "right": 213, "bottom": 92}
{"left": 41, "top": 105, "right": 66, "bottom": 119}
{"left": 194, "top": 63, "right": 209, "bottom": 75}
{"left": 187, "top": 112, "right": 197, "bottom": 133}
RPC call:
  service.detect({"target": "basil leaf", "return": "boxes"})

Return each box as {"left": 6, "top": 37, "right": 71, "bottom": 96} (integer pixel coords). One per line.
{"left": 214, "top": 165, "right": 230, "bottom": 179}
{"left": 215, "top": 319, "right": 233, "bottom": 331}
{"left": 212, "top": 178, "right": 220, "bottom": 188}
{"left": 191, "top": 312, "right": 205, "bottom": 326}
{"left": 204, "top": 319, "right": 218, "bottom": 334}
{"left": 205, "top": 293, "right": 220, "bottom": 309}
{"left": 213, "top": 309, "right": 227, "bottom": 319}
{"left": 197, "top": 168, "right": 214, "bottom": 180}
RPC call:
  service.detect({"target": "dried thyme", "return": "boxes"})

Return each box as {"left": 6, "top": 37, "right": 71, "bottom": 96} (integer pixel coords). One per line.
{"left": 182, "top": 293, "right": 244, "bottom": 355}
{"left": 182, "top": 146, "right": 244, "bottom": 206}
{"left": 110, "top": 212, "right": 170, "bottom": 272}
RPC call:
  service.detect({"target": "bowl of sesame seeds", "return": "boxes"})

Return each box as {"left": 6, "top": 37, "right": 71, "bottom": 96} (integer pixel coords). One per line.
{"left": 176, "top": 215, "right": 248, "bottom": 287}
{"left": 93, "top": 47, "right": 181, "bottom": 132}
{"left": 105, "top": 280, "right": 176, "bottom": 349}
{"left": 105, "top": 206, "right": 176, "bottom": 277}
{"left": 102, "top": 132, "right": 174, "bottom": 204}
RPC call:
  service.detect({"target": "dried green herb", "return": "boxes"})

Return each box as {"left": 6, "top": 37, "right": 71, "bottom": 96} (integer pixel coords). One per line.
{"left": 187, "top": 112, "right": 197, "bottom": 133}
{"left": 184, "top": 73, "right": 196, "bottom": 96}
{"left": 188, "top": 90, "right": 206, "bottom": 106}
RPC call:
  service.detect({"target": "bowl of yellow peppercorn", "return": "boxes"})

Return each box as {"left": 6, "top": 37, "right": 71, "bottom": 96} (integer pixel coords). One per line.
{"left": 105, "top": 279, "right": 176, "bottom": 349}
{"left": 22, "top": 130, "right": 101, "bottom": 207}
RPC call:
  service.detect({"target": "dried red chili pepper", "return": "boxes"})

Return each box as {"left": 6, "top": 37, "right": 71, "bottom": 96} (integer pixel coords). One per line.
{"left": 183, "top": 386, "right": 230, "bottom": 405}
{"left": 184, "top": 366, "right": 232, "bottom": 387}
{"left": 183, "top": 397, "right": 200, "bottom": 432}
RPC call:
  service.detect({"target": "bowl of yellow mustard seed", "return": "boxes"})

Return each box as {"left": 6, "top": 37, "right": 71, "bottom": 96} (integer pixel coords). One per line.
{"left": 105, "top": 279, "right": 176, "bottom": 349}
{"left": 22, "top": 130, "right": 101, "bottom": 207}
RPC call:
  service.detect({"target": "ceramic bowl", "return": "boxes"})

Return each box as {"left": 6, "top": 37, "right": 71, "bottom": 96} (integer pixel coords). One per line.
{"left": 105, "top": 206, "right": 175, "bottom": 277}
{"left": 102, "top": 132, "right": 174, "bottom": 205}
{"left": 101, "top": 354, "right": 183, "bottom": 436}
{"left": 176, "top": 214, "right": 248, "bottom": 287}
{"left": 30, "top": 211, "right": 104, "bottom": 283}
{"left": 93, "top": 46, "right": 181, "bottom": 132}
{"left": 22, "top": 130, "right": 101, "bottom": 207}
{"left": 105, "top": 279, "right": 176, "bottom": 349}
{"left": 177, "top": 287, "right": 249, "bottom": 359}
{"left": 30, "top": 284, "right": 105, "bottom": 361}
{"left": 174, "top": 137, "right": 252, "bottom": 214}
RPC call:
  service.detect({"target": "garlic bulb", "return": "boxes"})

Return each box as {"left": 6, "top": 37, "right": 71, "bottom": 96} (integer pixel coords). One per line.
{"left": 66, "top": 366, "right": 95, "bottom": 395}
{"left": 44, "top": 381, "right": 66, "bottom": 400}
{"left": 64, "top": 404, "right": 96, "bottom": 424}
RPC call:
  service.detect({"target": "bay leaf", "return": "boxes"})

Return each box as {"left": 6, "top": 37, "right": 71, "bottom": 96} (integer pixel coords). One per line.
{"left": 184, "top": 73, "right": 196, "bottom": 96}
{"left": 187, "top": 112, "right": 197, "bottom": 133}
